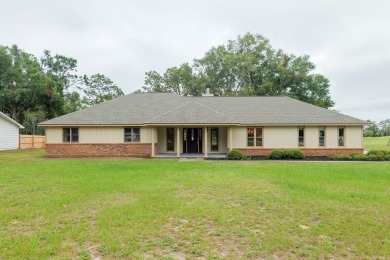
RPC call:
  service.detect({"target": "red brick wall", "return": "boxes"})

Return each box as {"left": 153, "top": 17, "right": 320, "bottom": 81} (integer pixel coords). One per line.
{"left": 235, "top": 148, "right": 364, "bottom": 157}
{"left": 45, "top": 143, "right": 156, "bottom": 158}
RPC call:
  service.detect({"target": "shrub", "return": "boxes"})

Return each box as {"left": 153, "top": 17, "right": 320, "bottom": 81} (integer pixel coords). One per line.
{"left": 266, "top": 149, "right": 305, "bottom": 160}
{"left": 328, "top": 152, "right": 390, "bottom": 161}
{"left": 226, "top": 150, "right": 250, "bottom": 160}
{"left": 367, "top": 150, "right": 390, "bottom": 156}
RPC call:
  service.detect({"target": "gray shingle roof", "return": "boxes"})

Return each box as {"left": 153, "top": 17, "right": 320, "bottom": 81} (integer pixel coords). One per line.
{"left": 39, "top": 93, "right": 368, "bottom": 126}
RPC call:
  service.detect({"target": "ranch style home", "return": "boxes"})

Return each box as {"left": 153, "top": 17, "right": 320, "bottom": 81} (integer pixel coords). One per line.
{"left": 38, "top": 92, "right": 368, "bottom": 158}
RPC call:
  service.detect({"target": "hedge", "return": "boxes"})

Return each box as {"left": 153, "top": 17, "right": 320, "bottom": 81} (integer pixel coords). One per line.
{"left": 266, "top": 149, "right": 305, "bottom": 160}
{"left": 329, "top": 151, "right": 390, "bottom": 161}
{"left": 226, "top": 150, "right": 250, "bottom": 160}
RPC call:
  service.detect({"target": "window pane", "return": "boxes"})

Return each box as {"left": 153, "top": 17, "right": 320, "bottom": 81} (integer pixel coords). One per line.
{"left": 211, "top": 128, "right": 218, "bottom": 151}
{"left": 63, "top": 128, "right": 70, "bottom": 142}
{"left": 247, "top": 137, "right": 254, "bottom": 147}
{"left": 167, "top": 128, "right": 174, "bottom": 151}
{"left": 71, "top": 128, "right": 78, "bottom": 142}
{"left": 124, "top": 128, "right": 132, "bottom": 142}
{"left": 298, "top": 128, "right": 304, "bottom": 146}
{"left": 133, "top": 128, "right": 140, "bottom": 142}
{"left": 247, "top": 128, "right": 254, "bottom": 147}
{"left": 319, "top": 128, "right": 325, "bottom": 147}
{"left": 338, "top": 128, "right": 344, "bottom": 146}
{"left": 256, "top": 128, "right": 262, "bottom": 146}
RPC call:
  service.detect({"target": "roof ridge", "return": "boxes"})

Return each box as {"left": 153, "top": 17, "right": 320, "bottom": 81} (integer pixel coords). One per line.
{"left": 144, "top": 101, "right": 193, "bottom": 124}
{"left": 194, "top": 101, "right": 239, "bottom": 123}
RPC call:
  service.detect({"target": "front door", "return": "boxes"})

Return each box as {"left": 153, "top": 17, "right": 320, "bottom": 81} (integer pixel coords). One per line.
{"left": 183, "top": 128, "right": 202, "bottom": 153}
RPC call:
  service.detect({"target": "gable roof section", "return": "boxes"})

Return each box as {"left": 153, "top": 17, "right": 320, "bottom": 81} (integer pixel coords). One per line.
{"left": 145, "top": 101, "right": 238, "bottom": 125}
{"left": 0, "top": 111, "right": 24, "bottom": 129}
{"left": 39, "top": 93, "right": 368, "bottom": 126}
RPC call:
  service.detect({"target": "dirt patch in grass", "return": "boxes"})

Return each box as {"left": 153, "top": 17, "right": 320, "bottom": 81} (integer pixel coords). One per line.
{"left": 142, "top": 217, "right": 257, "bottom": 259}
{"left": 87, "top": 243, "right": 101, "bottom": 260}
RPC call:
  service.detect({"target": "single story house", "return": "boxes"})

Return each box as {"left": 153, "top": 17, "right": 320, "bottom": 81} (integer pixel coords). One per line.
{"left": 0, "top": 111, "right": 24, "bottom": 151}
{"left": 38, "top": 92, "right": 368, "bottom": 158}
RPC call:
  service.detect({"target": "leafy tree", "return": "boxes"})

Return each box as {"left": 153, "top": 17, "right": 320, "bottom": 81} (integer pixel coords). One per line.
{"left": 142, "top": 33, "right": 335, "bottom": 108}
{"left": 378, "top": 119, "right": 390, "bottom": 136}
{"left": 0, "top": 45, "right": 123, "bottom": 134}
{"left": 63, "top": 91, "right": 82, "bottom": 114}
{"left": 0, "top": 45, "right": 50, "bottom": 122}
{"left": 143, "top": 63, "right": 200, "bottom": 96}
{"left": 364, "top": 121, "right": 380, "bottom": 137}
{"left": 22, "top": 110, "right": 46, "bottom": 135}
{"left": 81, "top": 74, "right": 124, "bottom": 106}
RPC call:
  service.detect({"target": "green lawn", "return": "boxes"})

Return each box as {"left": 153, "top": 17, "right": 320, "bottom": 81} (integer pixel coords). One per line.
{"left": 364, "top": 136, "right": 390, "bottom": 151}
{"left": 0, "top": 150, "right": 389, "bottom": 259}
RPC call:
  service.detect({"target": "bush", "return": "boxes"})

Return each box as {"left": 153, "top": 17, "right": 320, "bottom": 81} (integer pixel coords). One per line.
{"left": 226, "top": 150, "right": 250, "bottom": 160}
{"left": 266, "top": 149, "right": 305, "bottom": 160}
{"left": 367, "top": 150, "right": 390, "bottom": 156}
{"left": 329, "top": 152, "right": 390, "bottom": 161}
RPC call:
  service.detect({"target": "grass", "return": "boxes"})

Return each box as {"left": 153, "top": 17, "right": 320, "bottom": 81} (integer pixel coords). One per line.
{"left": 364, "top": 136, "right": 390, "bottom": 151}
{"left": 0, "top": 150, "right": 389, "bottom": 259}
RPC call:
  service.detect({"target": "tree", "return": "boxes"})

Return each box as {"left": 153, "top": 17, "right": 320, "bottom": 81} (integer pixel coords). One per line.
{"left": 378, "top": 119, "right": 390, "bottom": 136}
{"left": 142, "top": 33, "right": 335, "bottom": 108}
{"left": 143, "top": 63, "right": 200, "bottom": 96}
{"left": 0, "top": 45, "right": 124, "bottom": 134}
{"left": 0, "top": 45, "right": 50, "bottom": 122}
{"left": 364, "top": 120, "right": 380, "bottom": 137}
{"left": 81, "top": 74, "right": 124, "bottom": 106}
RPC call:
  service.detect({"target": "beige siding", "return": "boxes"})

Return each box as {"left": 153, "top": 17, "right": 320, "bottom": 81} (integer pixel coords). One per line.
{"left": 326, "top": 126, "right": 338, "bottom": 148}
{"left": 231, "top": 127, "right": 247, "bottom": 148}
{"left": 46, "top": 126, "right": 154, "bottom": 144}
{"left": 304, "top": 127, "right": 318, "bottom": 148}
{"left": 79, "top": 127, "right": 123, "bottom": 143}
{"left": 157, "top": 127, "right": 177, "bottom": 153}
{"left": 206, "top": 127, "right": 227, "bottom": 153}
{"left": 140, "top": 127, "right": 153, "bottom": 143}
{"left": 346, "top": 126, "right": 363, "bottom": 148}
{"left": 264, "top": 127, "right": 297, "bottom": 148}
{"left": 46, "top": 127, "right": 63, "bottom": 143}
{"left": 217, "top": 127, "right": 228, "bottom": 153}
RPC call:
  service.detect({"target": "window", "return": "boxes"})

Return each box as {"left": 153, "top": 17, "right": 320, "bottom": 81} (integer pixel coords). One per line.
{"left": 298, "top": 128, "right": 304, "bottom": 146}
{"left": 124, "top": 128, "right": 140, "bottom": 142}
{"left": 256, "top": 128, "right": 263, "bottom": 146}
{"left": 319, "top": 127, "right": 325, "bottom": 147}
{"left": 167, "top": 128, "right": 174, "bottom": 151}
{"left": 63, "top": 128, "right": 78, "bottom": 143}
{"left": 211, "top": 128, "right": 218, "bottom": 151}
{"left": 338, "top": 127, "right": 344, "bottom": 146}
{"left": 247, "top": 128, "right": 263, "bottom": 147}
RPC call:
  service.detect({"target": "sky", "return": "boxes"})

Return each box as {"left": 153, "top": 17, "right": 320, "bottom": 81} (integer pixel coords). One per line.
{"left": 1, "top": 0, "right": 389, "bottom": 122}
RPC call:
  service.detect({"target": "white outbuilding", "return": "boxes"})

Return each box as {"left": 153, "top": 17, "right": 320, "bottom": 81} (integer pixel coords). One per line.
{"left": 0, "top": 111, "right": 24, "bottom": 151}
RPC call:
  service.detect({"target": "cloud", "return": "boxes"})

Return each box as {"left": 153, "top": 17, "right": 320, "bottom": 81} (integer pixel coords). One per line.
{"left": 1, "top": 0, "right": 389, "bottom": 121}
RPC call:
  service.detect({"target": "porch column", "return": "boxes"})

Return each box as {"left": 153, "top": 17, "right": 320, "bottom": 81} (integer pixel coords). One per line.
{"left": 229, "top": 127, "right": 233, "bottom": 151}
{"left": 176, "top": 127, "right": 180, "bottom": 157}
{"left": 151, "top": 127, "right": 155, "bottom": 157}
{"left": 204, "top": 127, "right": 208, "bottom": 157}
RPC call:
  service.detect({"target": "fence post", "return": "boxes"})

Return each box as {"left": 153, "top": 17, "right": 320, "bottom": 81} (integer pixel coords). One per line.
{"left": 32, "top": 135, "right": 35, "bottom": 149}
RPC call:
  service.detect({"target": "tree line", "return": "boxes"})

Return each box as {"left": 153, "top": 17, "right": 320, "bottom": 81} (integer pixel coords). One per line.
{"left": 141, "top": 33, "right": 335, "bottom": 109}
{"left": 364, "top": 119, "right": 390, "bottom": 137}
{"left": 0, "top": 45, "right": 124, "bottom": 134}
{"left": 5, "top": 33, "right": 379, "bottom": 136}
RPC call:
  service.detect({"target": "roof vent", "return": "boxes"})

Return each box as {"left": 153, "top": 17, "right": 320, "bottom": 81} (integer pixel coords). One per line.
{"left": 202, "top": 87, "right": 214, "bottom": 97}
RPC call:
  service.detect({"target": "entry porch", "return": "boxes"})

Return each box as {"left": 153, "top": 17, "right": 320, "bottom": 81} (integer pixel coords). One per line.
{"left": 150, "top": 126, "right": 233, "bottom": 158}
